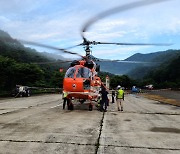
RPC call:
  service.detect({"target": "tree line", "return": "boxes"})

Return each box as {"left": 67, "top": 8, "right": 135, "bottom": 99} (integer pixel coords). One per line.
{"left": 0, "top": 55, "right": 65, "bottom": 94}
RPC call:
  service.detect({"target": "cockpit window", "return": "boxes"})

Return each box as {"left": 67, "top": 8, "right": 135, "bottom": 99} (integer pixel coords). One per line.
{"left": 65, "top": 67, "right": 76, "bottom": 78}
{"left": 76, "top": 67, "right": 91, "bottom": 78}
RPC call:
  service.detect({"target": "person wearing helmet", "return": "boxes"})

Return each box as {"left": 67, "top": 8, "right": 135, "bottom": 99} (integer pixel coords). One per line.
{"left": 117, "top": 85, "right": 121, "bottom": 89}
{"left": 116, "top": 85, "right": 124, "bottom": 111}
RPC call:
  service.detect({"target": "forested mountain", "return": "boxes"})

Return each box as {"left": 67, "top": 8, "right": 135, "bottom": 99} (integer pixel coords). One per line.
{"left": 97, "top": 61, "right": 142, "bottom": 75}
{"left": 0, "top": 30, "right": 67, "bottom": 94}
{"left": 0, "top": 30, "right": 51, "bottom": 63}
{"left": 125, "top": 50, "right": 178, "bottom": 62}
{"left": 97, "top": 50, "right": 180, "bottom": 75}
{"left": 143, "top": 55, "right": 180, "bottom": 88}
{"left": 127, "top": 50, "right": 180, "bottom": 79}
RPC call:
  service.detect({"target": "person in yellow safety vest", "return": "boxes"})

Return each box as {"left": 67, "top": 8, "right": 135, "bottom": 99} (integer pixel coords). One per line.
{"left": 96, "top": 96, "right": 102, "bottom": 110}
{"left": 62, "top": 91, "right": 68, "bottom": 109}
{"left": 116, "top": 85, "right": 124, "bottom": 111}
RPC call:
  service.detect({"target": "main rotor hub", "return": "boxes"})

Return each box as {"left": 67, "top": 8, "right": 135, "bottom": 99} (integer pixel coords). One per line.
{"left": 85, "top": 46, "right": 91, "bottom": 56}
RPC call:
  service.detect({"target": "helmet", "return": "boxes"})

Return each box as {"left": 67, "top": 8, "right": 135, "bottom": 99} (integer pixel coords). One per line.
{"left": 117, "top": 85, "right": 121, "bottom": 89}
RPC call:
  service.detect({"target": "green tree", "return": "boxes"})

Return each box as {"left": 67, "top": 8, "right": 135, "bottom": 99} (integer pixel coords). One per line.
{"left": 50, "top": 71, "right": 65, "bottom": 88}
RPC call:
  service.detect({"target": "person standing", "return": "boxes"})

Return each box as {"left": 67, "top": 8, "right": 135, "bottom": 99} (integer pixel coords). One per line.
{"left": 99, "top": 85, "right": 109, "bottom": 112}
{"left": 112, "top": 89, "right": 115, "bottom": 103}
{"left": 62, "top": 91, "right": 68, "bottom": 109}
{"left": 96, "top": 96, "right": 102, "bottom": 111}
{"left": 116, "top": 85, "right": 124, "bottom": 111}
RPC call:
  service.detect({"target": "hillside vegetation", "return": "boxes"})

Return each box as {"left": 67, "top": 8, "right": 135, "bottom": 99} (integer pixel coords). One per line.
{"left": 143, "top": 55, "right": 180, "bottom": 88}
{"left": 0, "top": 30, "right": 66, "bottom": 95}
{"left": 97, "top": 50, "right": 179, "bottom": 76}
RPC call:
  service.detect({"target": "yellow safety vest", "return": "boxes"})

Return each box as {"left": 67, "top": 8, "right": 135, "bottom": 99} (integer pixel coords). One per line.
{"left": 117, "top": 89, "right": 124, "bottom": 99}
{"left": 63, "top": 91, "right": 68, "bottom": 98}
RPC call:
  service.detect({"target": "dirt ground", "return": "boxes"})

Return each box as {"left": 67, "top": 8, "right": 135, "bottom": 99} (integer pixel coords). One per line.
{"left": 142, "top": 90, "right": 180, "bottom": 106}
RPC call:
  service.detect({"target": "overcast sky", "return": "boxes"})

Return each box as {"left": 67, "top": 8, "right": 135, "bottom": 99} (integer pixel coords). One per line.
{"left": 0, "top": 0, "right": 180, "bottom": 60}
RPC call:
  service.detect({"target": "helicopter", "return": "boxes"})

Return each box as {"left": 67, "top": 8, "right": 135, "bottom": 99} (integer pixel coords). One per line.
{"left": 55, "top": 0, "right": 173, "bottom": 111}
{"left": 63, "top": 58, "right": 102, "bottom": 111}
{"left": 1, "top": 0, "right": 173, "bottom": 111}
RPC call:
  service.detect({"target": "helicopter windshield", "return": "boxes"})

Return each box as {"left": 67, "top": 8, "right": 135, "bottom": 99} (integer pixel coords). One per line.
{"left": 65, "top": 67, "right": 76, "bottom": 78}
{"left": 76, "top": 67, "right": 91, "bottom": 78}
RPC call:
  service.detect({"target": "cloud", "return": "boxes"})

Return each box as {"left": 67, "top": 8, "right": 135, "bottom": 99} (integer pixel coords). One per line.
{"left": 0, "top": 0, "right": 180, "bottom": 60}
{"left": 0, "top": 0, "right": 47, "bottom": 14}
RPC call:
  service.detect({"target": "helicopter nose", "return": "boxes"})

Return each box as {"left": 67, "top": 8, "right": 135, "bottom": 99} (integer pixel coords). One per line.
{"left": 63, "top": 78, "right": 84, "bottom": 92}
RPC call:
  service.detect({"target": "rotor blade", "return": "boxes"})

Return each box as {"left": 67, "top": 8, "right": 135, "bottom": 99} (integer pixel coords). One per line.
{"left": 19, "top": 40, "right": 83, "bottom": 58}
{"left": 81, "top": 0, "right": 170, "bottom": 40}
{"left": 98, "top": 59, "right": 160, "bottom": 64}
{"left": 64, "top": 43, "right": 83, "bottom": 50}
{"left": 31, "top": 60, "right": 73, "bottom": 65}
{"left": 90, "top": 55, "right": 160, "bottom": 64}
{"left": 107, "top": 60, "right": 160, "bottom": 64}
{"left": 93, "top": 41, "right": 172, "bottom": 46}
{"left": 0, "top": 35, "right": 84, "bottom": 57}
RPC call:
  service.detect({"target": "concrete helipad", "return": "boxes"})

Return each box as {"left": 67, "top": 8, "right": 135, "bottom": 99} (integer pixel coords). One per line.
{"left": 0, "top": 94, "right": 179, "bottom": 154}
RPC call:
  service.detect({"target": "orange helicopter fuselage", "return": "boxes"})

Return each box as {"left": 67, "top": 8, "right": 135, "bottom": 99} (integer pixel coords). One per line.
{"left": 63, "top": 64, "right": 101, "bottom": 100}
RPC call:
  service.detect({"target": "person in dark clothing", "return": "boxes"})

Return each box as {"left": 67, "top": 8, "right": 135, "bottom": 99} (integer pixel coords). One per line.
{"left": 99, "top": 86, "right": 109, "bottom": 112}
{"left": 112, "top": 90, "right": 115, "bottom": 103}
